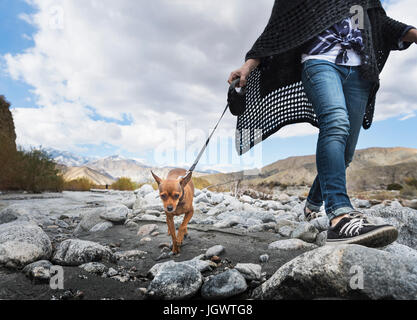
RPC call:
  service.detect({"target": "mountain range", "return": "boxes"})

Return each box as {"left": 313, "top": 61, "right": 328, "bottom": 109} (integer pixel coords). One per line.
{"left": 202, "top": 147, "right": 417, "bottom": 192}
{"left": 47, "top": 148, "right": 217, "bottom": 185}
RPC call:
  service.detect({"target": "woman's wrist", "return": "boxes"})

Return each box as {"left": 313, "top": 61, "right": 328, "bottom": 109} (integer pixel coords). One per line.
{"left": 402, "top": 28, "right": 417, "bottom": 43}
{"left": 244, "top": 58, "right": 260, "bottom": 72}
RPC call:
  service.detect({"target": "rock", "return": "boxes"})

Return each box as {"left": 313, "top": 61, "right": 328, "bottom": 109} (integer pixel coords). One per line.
{"left": 147, "top": 263, "right": 203, "bottom": 300}
{"left": 137, "top": 224, "right": 159, "bottom": 237}
{"left": 309, "top": 216, "right": 329, "bottom": 232}
{"left": 107, "top": 267, "right": 118, "bottom": 277}
{"left": 355, "top": 199, "right": 371, "bottom": 208}
{"left": 122, "top": 198, "right": 136, "bottom": 209}
{"left": 99, "top": 204, "right": 128, "bottom": 223}
{"left": 252, "top": 244, "right": 417, "bottom": 300}
{"left": 277, "top": 226, "right": 294, "bottom": 237}
{"left": 194, "top": 193, "right": 210, "bottom": 204}
{"left": 135, "top": 184, "right": 155, "bottom": 197}
{"left": 259, "top": 254, "right": 269, "bottom": 263}
{"left": 23, "top": 260, "right": 53, "bottom": 281}
{"left": 291, "top": 222, "right": 319, "bottom": 243}
{"left": 382, "top": 242, "right": 417, "bottom": 261}
{"left": 206, "top": 203, "right": 227, "bottom": 216}
{"left": 277, "top": 193, "right": 291, "bottom": 204}
{"left": 205, "top": 245, "right": 225, "bottom": 258}
{"left": 210, "top": 193, "right": 224, "bottom": 205}
{"left": 144, "top": 209, "right": 161, "bottom": 217}
{"left": 240, "top": 195, "right": 254, "bottom": 204}
{"left": 79, "top": 262, "right": 107, "bottom": 274}
{"left": 201, "top": 269, "right": 247, "bottom": 300}
{"left": 74, "top": 208, "right": 108, "bottom": 235}
{"left": 0, "top": 206, "right": 20, "bottom": 224}
{"left": 213, "top": 215, "right": 243, "bottom": 228}
{"left": 268, "top": 239, "right": 317, "bottom": 251}
{"left": 315, "top": 231, "right": 328, "bottom": 247}
{"left": 234, "top": 263, "right": 262, "bottom": 281}
{"left": 402, "top": 199, "right": 417, "bottom": 210}
{"left": 114, "top": 250, "right": 147, "bottom": 261}
{"left": 90, "top": 221, "right": 113, "bottom": 232}
{"left": 53, "top": 239, "right": 114, "bottom": 266}
{"left": 364, "top": 207, "right": 417, "bottom": 248}
{"left": 125, "top": 221, "right": 139, "bottom": 229}
{"left": 136, "top": 214, "right": 162, "bottom": 222}
{"left": 0, "top": 221, "right": 52, "bottom": 269}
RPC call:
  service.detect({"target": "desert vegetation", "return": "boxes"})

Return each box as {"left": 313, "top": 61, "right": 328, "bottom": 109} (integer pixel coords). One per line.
{"left": 0, "top": 144, "right": 64, "bottom": 193}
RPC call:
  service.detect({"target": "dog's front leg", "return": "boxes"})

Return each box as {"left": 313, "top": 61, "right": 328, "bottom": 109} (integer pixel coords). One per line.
{"left": 177, "top": 209, "right": 194, "bottom": 246}
{"left": 166, "top": 215, "right": 179, "bottom": 254}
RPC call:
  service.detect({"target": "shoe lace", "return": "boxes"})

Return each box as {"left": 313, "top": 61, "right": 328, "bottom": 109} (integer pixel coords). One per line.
{"left": 339, "top": 212, "right": 371, "bottom": 237}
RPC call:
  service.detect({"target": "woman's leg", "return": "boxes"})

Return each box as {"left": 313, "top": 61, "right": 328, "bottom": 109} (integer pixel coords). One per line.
{"left": 301, "top": 59, "right": 354, "bottom": 222}
{"left": 305, "top": 66, "right": 372, "bottom": 214}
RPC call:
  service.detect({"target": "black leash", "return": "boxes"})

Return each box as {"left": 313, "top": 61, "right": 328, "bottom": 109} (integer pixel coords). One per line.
{"left": 187, "top": 78, "right": 245, "bottom": 173}
{"left": 188, "top": 103, "right": 230, "bottom": 173}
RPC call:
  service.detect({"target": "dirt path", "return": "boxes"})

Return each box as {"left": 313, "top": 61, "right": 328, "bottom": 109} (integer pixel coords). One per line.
{"left": 0, "top": 221, "right": 309, "bottom": 300}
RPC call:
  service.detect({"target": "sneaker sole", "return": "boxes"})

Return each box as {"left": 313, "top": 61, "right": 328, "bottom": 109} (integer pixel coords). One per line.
{"left": 326, "top": 226, "right": 398, "bottom": 248}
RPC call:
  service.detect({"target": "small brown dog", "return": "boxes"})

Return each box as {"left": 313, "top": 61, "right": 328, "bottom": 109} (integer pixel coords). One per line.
{"left": 151, "top": 168, "right": 194, "bottom": 254}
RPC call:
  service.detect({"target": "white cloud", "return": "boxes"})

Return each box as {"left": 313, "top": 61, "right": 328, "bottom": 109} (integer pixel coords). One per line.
{"left": 3, "top": 0, "right": 416, "bottom": 166}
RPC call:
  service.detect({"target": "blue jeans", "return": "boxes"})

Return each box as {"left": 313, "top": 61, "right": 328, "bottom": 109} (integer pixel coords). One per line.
{"left": 301, "top": 59, "right": 372, "bottom": 221}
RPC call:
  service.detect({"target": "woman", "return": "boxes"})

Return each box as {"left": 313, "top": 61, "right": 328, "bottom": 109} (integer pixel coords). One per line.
{"left": 228, "top": 0, "right": 416, "bottom": 247}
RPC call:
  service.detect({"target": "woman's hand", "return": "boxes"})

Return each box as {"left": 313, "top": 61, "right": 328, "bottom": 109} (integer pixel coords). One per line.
{"left": 402, "top": 28, "right": 417, "bottom": 44}
{"left": 228, "top": 59, "right": 260, "bottom": 87}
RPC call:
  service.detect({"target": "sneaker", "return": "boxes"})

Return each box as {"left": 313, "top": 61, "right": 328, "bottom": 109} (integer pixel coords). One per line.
{"left": 304, "top": 206, "right": 322, "bottom": 222}
{"left": 326, "top": 211, "right": 398, "bottom": 248}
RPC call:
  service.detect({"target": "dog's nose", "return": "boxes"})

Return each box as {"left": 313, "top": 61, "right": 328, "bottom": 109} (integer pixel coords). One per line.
{"left": 167, "top": 205, "right": 174, "bottom": 212}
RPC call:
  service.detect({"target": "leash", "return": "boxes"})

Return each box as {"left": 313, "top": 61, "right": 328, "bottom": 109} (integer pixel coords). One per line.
{"left": 187, "top": 78, "right": 243, "bottom": 174}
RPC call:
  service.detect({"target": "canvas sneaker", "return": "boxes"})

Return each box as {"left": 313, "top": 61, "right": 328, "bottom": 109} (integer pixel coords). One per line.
{"left": 326, "top": 211, "right": 398, "bottom": 248}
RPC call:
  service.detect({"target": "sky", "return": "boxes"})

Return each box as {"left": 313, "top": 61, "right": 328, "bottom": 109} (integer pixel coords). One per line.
{"left": 0, "top": 0, "right": 416, "bottom": 172}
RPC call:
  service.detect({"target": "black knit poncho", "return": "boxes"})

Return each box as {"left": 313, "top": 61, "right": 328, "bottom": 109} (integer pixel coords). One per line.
{"left": 235, "top": 0, "right": 413, "bottom": 155}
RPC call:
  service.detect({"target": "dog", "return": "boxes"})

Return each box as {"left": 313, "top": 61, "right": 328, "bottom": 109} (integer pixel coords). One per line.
{"left": 151, "top": 168, "right": 194, "bottom": 254}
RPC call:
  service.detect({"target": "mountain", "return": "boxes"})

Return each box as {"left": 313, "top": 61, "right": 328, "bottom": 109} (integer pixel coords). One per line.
{"left": 61, "top": 166, "right": 115, "bottom": 185}
{"left": 46, "top": 148, "right": 93, "bottom": 167}
{"left": 86, "top": 157, "right": 209, "bottom": 183}
{"left": 202, "top": 147, "right": 417, "bottom": 192}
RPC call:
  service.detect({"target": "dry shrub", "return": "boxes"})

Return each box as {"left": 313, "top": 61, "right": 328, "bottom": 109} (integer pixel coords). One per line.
{"left": 111, "top": 177, "right": 138, "bottom": 191}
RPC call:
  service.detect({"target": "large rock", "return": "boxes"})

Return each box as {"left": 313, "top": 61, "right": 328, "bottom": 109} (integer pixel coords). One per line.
{"left": 382, "top": 242, "right": 417, "bottom": 261}
{"left": 364, "top": 207, "right": 417, "bottom": 249}
{"left": 147, "top": 263, "right": 203, "bottom": 300}
{"left": 99, "top": 204, "right": 128, "bottom": 223}
{"left": 0, "top": 221, "right": 52, "bottom": 269}
{"left": 52, "top": 239, "right": 114, "bottom": 266}
{"left": 253, "top": 244, "right": 417, "bottom": 300}
{"left": 201, "top": 269, "right": 247, "bottom": 300}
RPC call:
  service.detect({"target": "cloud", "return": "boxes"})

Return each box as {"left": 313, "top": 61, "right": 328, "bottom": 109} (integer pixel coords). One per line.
{"left": 4, "top": 0, "right": 273, "bottom": 155}
{"left": 3, "top": 0, "right": 416, "bottom": 164}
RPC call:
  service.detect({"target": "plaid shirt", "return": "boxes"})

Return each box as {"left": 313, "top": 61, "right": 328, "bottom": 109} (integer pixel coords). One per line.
{"left": 304, "top": 17, "right": 364, "bottom": 65}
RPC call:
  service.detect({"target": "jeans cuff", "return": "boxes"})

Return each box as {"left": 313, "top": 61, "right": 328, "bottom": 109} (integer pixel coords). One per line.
{"left": 305, "top": 199, "right": 322, "bottom": 212}
{"left": 328, "top": 206, "right": 353, "bottom": 221}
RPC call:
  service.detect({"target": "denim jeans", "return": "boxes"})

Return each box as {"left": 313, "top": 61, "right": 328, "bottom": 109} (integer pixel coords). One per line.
{"left": 301, "top": 59, "right": 372, "bottom": 221}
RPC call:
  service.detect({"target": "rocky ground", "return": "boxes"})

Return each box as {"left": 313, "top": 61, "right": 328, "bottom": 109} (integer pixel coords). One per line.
{"left": 0, "top": 186, "right": 416, "bottom": 300}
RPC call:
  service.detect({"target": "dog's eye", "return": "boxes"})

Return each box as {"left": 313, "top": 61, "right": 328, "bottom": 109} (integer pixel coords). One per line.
{"left": 160, "top": 194, "right": 167, "bottom": 200}
{"left": 173, "top": 194, "right": 180, "bottom": 199}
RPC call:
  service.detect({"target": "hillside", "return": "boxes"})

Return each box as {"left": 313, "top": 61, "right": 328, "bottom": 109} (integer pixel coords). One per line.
{"left": 203, "top": 147, "right": 417, "bottom": 192}
{"left": 61, "top": 166, "right": 116, "bottom": 185}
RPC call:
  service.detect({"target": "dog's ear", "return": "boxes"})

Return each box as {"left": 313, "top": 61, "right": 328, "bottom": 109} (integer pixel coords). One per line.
{"left": 179, "top": 171, "right": 193, "bottom": 188}
{"left": 151, "top": 170, "right": 163, "bottom": 186}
